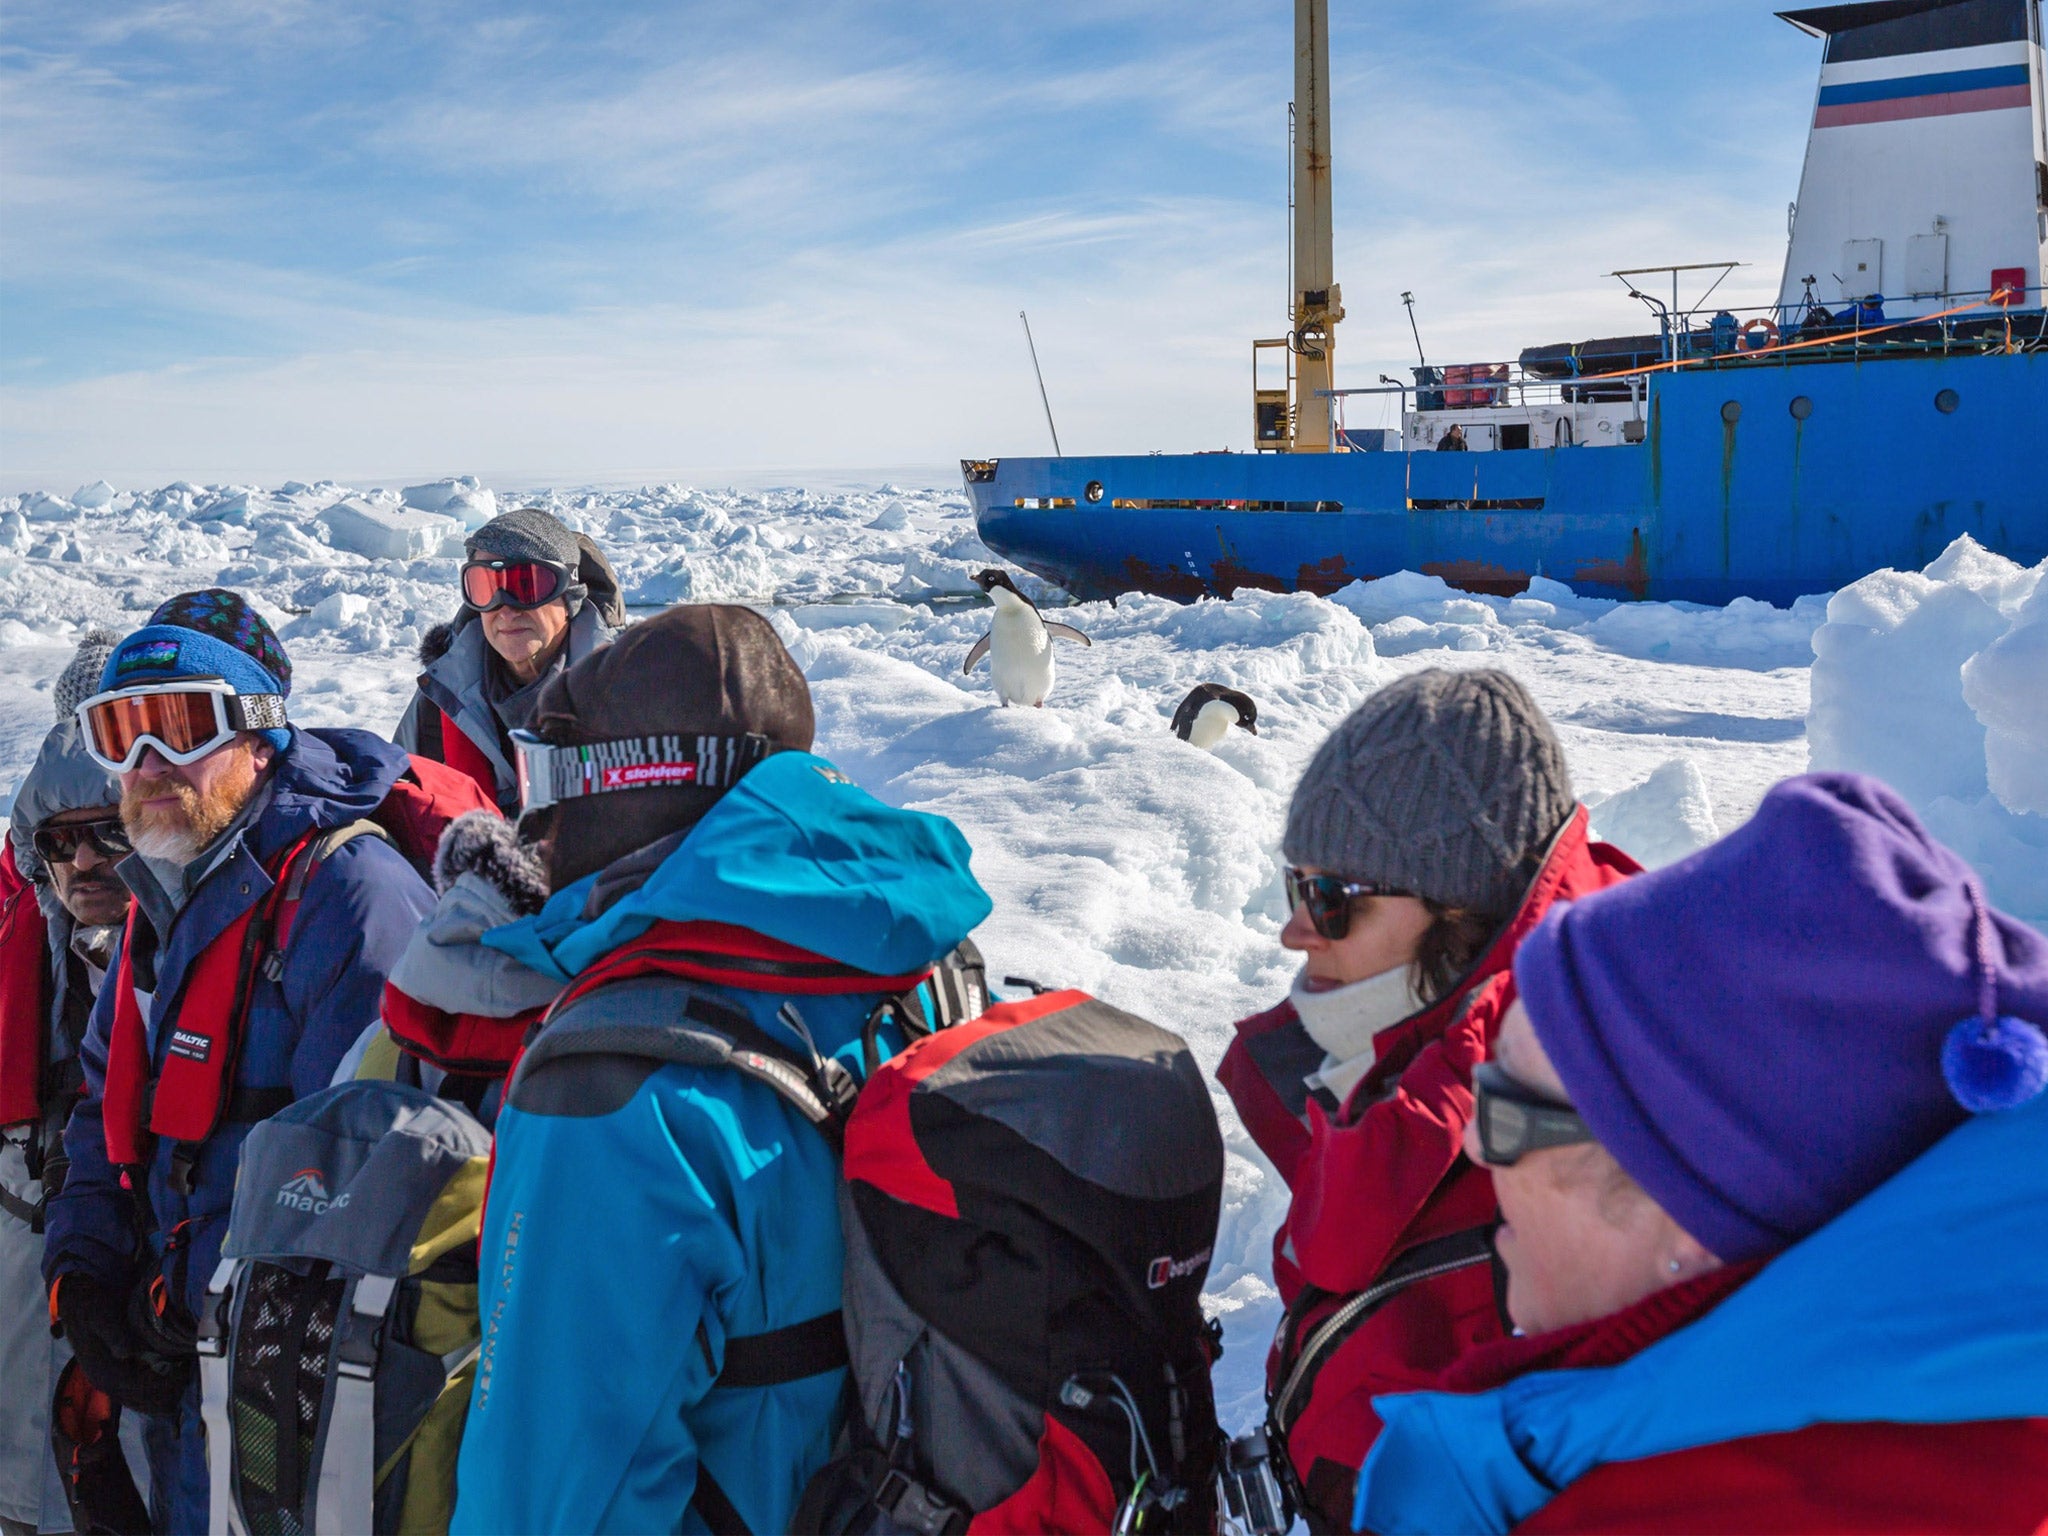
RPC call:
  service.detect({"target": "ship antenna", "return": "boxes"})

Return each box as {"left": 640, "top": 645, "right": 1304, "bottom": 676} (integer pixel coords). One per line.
{"left": 1019, "top": 310, "right": 1064, "bottom": 458}
{"left": 1401, "top": 290, "right": 1427, "bottom": 367}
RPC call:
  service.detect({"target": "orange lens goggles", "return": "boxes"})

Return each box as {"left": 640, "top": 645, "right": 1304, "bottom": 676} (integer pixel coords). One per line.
{"left": 74, "top": 682, "right": 287, "bottom": 771}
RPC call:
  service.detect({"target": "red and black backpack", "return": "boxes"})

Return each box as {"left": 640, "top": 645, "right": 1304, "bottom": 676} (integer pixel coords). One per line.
{"left": 511, "top": 964, "right": 1227, "bottom": 1534}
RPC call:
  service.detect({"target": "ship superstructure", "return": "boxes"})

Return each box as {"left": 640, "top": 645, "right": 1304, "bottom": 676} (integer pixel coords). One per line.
{"left": 964, "top": 0, "right": 2047, "bottom": 605}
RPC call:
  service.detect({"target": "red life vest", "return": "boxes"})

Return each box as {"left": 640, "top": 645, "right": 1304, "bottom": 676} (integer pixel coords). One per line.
{"left": 437, "top": 708, "right": 502, "bottom": 809}
{"left": 0, "top": 842, "right": 51, "bottom": 1128}
{"left": 99, "top": 756, "right": 499, "bottom": 1184}
{"left": 101, "top": 829, "right": 322, "bottom": 1179}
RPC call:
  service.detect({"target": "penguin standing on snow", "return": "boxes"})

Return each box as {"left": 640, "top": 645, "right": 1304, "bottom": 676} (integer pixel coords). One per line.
{"left": 1172, "top": 683, "right": 1259, "bottom": 750}
{"left": 963, "top": 568, "right": 1091, "bottom": 707}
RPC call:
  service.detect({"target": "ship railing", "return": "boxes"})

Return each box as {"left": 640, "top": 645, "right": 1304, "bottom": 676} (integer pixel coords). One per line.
{"left": 1322, "top": 372, "right": 1647, "bottom": 442}
{"left": 1651, "top": 280, "right": 2046, "bottom": 365}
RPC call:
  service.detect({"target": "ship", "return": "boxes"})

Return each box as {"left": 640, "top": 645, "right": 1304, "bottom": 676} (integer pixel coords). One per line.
{"left": 962, "top": 0, "right": 2048, "bottom": 606}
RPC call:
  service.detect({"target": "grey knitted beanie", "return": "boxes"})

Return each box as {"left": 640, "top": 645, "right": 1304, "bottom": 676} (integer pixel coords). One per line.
{"left": 54, "top": 627, "right": 123, "bottom": 719}
{"left": 1283, "top": 668, "right": 1574, "bottom": 914}
{"left": 467, "top": 508, "right": 588, "bottom": 616}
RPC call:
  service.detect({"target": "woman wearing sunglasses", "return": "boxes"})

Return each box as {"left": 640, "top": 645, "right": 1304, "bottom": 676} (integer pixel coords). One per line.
{"left": 1352, "top": 773, "right": 2048, "bottom": 1534}
{"left": 1217, "top": 668, "right": 1641, "bottom": 1529}
{"left": 395, "top": 507, "right": 626, "bottom": 813}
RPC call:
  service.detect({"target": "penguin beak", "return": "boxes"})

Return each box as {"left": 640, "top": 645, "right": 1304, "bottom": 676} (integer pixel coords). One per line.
{"left": 1242, "top": 720, "right": 1258, "bottom": 735}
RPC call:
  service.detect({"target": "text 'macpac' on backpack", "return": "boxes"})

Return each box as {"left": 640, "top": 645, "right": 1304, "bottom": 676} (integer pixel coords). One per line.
{"left": 511, "top": 974, "right": 1228, "bottom": 1534}
{"left": 197, "top": 1080, "right": 490, "bottom": 1536}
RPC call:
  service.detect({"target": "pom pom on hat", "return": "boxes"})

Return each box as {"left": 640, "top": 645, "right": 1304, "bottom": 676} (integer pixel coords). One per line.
{"left": 1940, "top": 881, "right": 2048, "bottom": 1114}
{"left": 1942, "top": 1015, "right": 2048, "bottom": 1113}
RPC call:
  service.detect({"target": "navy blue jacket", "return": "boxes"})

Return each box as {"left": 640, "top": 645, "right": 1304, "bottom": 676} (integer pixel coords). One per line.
{"left": 44, "top": 727, "right": 434, "bottom": 1311}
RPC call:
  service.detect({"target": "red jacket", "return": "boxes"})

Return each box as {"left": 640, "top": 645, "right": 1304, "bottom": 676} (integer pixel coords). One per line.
{"left": 0, "top": 842, "right": 50, "bottom": 1127}
{"left": 1417, "top": 1266, "right": 2048, "bottom": 1535}
{"left": 1216, "top": 807, "right": 1639, "bottom": 1529}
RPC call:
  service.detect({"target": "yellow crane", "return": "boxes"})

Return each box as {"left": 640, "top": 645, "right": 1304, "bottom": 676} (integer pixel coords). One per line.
{"left": 1255, "top": 0, "right": 1345, "bottom": 453}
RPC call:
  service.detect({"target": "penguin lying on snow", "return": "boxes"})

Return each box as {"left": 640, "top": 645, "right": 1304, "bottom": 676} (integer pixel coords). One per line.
{"left": 1172, "top": 684, "right": 1259, "bottom": 750}
{"left": 962, "top": 569, "right": 1091, "bottom": 707}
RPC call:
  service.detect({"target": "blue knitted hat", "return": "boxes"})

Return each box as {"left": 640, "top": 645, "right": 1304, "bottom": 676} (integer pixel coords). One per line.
{"left": 98, "top": 589, "right": 292, "bottom": 751}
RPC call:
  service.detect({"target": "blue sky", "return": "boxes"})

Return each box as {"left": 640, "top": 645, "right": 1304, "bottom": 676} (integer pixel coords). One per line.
{"left": 1, "top": 2, "right": 1827, "bottom": 485}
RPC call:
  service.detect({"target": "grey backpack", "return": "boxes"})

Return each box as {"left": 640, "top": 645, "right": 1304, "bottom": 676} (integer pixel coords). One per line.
{"left": 197, "top": 1081, "right": 491, "bottom": 1536}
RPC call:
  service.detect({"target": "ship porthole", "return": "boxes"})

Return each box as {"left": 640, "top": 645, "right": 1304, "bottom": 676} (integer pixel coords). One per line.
{"left": 1720, "top": 400, "right": 1742, "bottom": 424}
{"left": 1934, "top": 389, "right": 1960, "bottom": 414}
{"left": 1084, "top": 480, "right": 1105, "bottom": 503}
{"left": 1788, "top": 395, "right": 1814, "bottom": 421}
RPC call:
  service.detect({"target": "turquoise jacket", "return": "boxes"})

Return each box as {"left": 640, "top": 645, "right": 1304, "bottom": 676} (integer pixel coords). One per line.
{"left": 451, "top": 753, "right": 990, "bottom": 1536}
{"left": 1353, "top": 1092, "right": 2048, "bottom": 1534}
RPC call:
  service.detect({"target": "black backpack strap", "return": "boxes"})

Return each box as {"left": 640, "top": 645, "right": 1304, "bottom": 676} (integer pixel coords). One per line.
{"left": 1267, "top": 1224, "right": 1497, "bottom": 1461}
{"left": 691, "top": 1468, "right": 751, "bottom": 1536}
{"left": 509, "top": 978, "right": 860, "bottom": 1149}
{"left": 714, "top": 1309, "right": 850, "bottom": 1389}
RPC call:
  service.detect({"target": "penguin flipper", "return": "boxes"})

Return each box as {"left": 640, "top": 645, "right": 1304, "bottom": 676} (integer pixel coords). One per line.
{"left": 963, "top": 631, "right": 992, "bottom": 674}
{"left": 1044, "top": 621, "right": 1092, "bottom": 647}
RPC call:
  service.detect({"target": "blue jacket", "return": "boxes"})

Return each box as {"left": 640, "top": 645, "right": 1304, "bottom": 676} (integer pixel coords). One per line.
{"left": 41, "top": 729, "right": 435, "bottom": 1531}
{"left": 452, "top": 752, "right": 990, "bottom": 1536}
{"left": 45, "top": 727, "right": 435, "bottom": 1302}
{"left": 1352, "top": 1092, "right": 2048, "bottom": 1535}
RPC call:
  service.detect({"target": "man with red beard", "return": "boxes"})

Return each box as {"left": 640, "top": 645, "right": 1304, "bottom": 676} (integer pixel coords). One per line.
{"left": 40, "top": 591, "right": 433, "bottom": 1534}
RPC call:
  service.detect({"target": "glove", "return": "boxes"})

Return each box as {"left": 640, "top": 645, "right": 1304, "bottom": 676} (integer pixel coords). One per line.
{"left": 52, "top": 1274, "right": 193, "bottom": 1419}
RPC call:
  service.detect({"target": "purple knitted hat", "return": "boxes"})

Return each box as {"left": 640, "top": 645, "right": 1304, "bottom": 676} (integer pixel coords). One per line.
{"left": 1512, "top": 772, "right": 2048, "bottom": 1264}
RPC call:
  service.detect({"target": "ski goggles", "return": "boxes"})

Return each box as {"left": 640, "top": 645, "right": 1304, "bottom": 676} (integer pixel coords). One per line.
{"left": 461, "top": 558, "right": 572, "bottom": 613}
{"left": 1471, "top": 1061, "right": 1596, "bottom": 1166}
{"left": 510, "top": 729, "right": 777, "bottom": 812}
{"left": 31, "top": 814, "right": 131, "bottom": 866}
{"left": 1283, "top": 866, "right": 1418, "bottom": 941}
{"left": 75, "top": 680, "right": 289, "bottom": 772}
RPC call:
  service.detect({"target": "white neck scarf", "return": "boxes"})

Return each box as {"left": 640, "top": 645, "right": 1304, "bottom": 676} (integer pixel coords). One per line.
{"left": 1290, "top": 963, "right": 1427, "bottom": 1107}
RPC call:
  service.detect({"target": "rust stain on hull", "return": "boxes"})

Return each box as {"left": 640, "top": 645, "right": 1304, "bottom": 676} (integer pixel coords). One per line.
{"left": 1296, "top": 555, "right": 1361, "bottom": 595}
{"left": 1211, "top": 559, "right": 1288, "bottom": 597}
{"left": 1419, "top": 560, "right": 1531, "bottom": 598}
{"left": 1572, "top": 528, "right": 1651, "bottom": 600}
{"left": 1121, "top": 556, "right": 1211, "bottom": 601}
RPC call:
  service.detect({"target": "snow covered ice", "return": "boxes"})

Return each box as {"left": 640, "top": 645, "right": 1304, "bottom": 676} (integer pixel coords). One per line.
{"left": 4, "top": 476, "right": 2042, "bottom": 1432}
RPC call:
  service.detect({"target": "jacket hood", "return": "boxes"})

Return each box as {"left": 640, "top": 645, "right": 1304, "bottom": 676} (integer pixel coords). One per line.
{"left": 1353, "top": 1092, "right": 2048, "bottom": 1536}
{"left": 485, "top": 751, "right": 991, "bottom": 983}
{"left": 259, "top": 726, "right": 415, "bottom": 858}
{"left": 388, "top": 872, "right": 562, "bottom": 1018}
{"left": 8, "top": 721, "right": 122, "bottom": 882}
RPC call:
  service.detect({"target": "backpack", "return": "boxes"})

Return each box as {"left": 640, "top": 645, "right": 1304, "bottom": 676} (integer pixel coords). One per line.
{"left": 198, "top": 926, "right": 988, "bottom": 1536}
{"left": 512, "top": 968, "right": 1226, "bottom": 1534}
{"left": 196, "top": 1081, "right": 491, "bottom": 1536}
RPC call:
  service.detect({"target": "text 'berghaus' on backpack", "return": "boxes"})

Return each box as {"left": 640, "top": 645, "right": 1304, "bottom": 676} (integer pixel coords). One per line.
{"left": 196, "top": 1081, "right": 491, "bottom": 1536}
{"left": 799, "top": 987, "right": 1228, "bottom": 1535}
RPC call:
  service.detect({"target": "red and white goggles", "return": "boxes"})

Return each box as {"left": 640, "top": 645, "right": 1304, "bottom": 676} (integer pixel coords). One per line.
{"left": 75, "top": 679, "right": 288, "bottom": 772}
{"left": 510, "top": 729, "right": 775, "bottom": 812}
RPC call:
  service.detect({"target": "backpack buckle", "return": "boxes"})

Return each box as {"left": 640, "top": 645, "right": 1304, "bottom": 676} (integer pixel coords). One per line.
{"left": 873, "top": 1469, "right": 967, "bottom": 1536}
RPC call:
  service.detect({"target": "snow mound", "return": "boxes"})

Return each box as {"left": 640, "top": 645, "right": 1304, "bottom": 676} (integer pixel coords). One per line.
{"left": 1586, "top": 758, "right": 1720, "bottom": 868}
{"left": 403, "top": 477, "right": 498, "bottom": 529}
{"left": 72, "top": 480, "right": 117, "bottom": 510}
{"left": 319, "top": 498, "right": 461, "bottom": 562}
{"left": 1809, "top": 535, "right": 2048, "bottom": 924}
{"left": 1961, "top": 579, "right": 2048, "bottom": 817}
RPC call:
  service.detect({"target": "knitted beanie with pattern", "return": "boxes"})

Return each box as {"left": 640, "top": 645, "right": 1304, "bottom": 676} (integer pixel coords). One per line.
{"left": 53, "top": 627, "right": 123, "bottom": 719}
{"left": 1283, "top": 668, "right": 1574, "bottom": 914}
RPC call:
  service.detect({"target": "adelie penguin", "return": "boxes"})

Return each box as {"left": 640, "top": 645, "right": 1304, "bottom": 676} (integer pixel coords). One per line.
{"left": 1171, "top": 683, "right": 1259, "bottom": 750}
{"left": 963, "top": 568, "right": 1091, "bottom": 707}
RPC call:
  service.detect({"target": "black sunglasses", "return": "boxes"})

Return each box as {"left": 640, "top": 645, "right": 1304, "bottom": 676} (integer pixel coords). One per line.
{"left": 1283, "top": 866, "right": 1417, "bottom": 940}
{"left": 32, "top": 816, "right": 131, "bottom": 866}
{"left": 1471, "top": 1060, "right": 1596, "bottom": 1166}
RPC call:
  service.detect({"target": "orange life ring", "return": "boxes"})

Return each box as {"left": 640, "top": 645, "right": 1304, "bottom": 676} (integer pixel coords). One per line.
{"left": 1740, "top": 317, "right": 1779, "bottom": 351}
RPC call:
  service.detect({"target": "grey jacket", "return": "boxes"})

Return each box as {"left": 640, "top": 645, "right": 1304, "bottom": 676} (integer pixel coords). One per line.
{"left": 394, "top": 605, "right": 614, "bottom": 812}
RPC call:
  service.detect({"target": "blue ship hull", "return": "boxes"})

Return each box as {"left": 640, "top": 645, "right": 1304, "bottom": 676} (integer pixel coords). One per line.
{"left": 966, "top": 350, "right": 2047, "bottom": 605}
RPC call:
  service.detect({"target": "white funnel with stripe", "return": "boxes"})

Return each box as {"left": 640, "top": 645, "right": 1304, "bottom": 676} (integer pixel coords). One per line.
{"left": 1777, "top": 0, "right": 2047, "bottom": 316}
